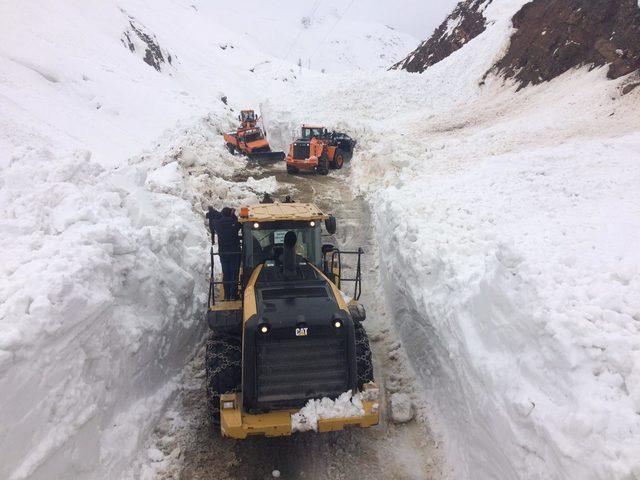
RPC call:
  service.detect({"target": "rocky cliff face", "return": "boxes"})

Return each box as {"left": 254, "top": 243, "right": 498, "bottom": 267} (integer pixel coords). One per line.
{"left": 492, "top": 0, "right": 640, "bottom": 89}
{"left": 391, "top": 0, "right": 491, "bottom": 73}
{"left": 394, "top": 0, "right": 640, "bottom": 89}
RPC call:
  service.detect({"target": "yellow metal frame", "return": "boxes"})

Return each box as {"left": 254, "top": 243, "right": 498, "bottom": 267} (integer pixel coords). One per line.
{"left": 238, "top": 202, "right": 329, "bottom": 223}
{"left": 209, "top": 300, "right": 241, "bottom": 312}
{"left": 220, "top": 383, "right": 380, "bottom": 439}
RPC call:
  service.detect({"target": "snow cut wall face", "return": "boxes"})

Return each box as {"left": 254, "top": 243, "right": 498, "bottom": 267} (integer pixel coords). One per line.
{"left": 375, "top": 133, "right": 640, "bottom": 479}
{"left": 0, "top": 147, "right": 208, "bottom": 479}
{"left": 0, "top": 0, "right": 276, "bottom": 475}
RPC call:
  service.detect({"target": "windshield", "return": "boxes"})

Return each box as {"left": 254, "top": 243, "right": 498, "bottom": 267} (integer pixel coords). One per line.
{"left": 241, "top": 112, "right": 256, "bottom": 122}
{"left": 241, "top": 129, "right": 263, "bottom": 142}
{"left": 301, "top": 127, "right": 325, "bottom": 139}
{"left": 244, "top": 223, "right": 321, "bottom": 268}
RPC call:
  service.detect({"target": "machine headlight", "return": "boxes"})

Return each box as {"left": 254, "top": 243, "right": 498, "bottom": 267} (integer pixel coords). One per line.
{"left": 333, "top": 319, "right": 342, "bottom": 328}
{"left": 310, "top": 221, "right": 316, "bottom": 227}
{"left": 259, "top": 323, "right": 270, "bottom": 334}
{"left": 253, "top": 222, "right": 260, "bottom": 229}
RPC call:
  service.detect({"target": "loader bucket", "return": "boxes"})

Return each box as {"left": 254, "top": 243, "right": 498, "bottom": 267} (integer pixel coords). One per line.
{"left": 247, "top": 151, "right": 286, "bottom": 162}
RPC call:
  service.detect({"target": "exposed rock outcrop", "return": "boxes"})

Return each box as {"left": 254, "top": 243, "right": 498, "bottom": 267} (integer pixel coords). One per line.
{"left": 120, "top": 13, "right": 174, "bottom": 72}
{"left": 391, "top": 0, "right": 492, "bottom": 73}
{"left": 393, "top": 0, "right": 640, "bottom": 89}
{"left": 493, "top": 0, "right": 640, "bottom": 88}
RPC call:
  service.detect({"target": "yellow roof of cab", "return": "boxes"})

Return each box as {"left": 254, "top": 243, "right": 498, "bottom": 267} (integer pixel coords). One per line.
{"left": 239, "top": 202, "right": 328, "bottom": 223}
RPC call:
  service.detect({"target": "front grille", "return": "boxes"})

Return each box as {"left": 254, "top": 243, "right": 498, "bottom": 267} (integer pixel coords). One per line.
{"left": 292, "top": 142, "right": 310, "bottom": 159}
{"left": 256, "top": 335, "right": 348, "bottom": 406}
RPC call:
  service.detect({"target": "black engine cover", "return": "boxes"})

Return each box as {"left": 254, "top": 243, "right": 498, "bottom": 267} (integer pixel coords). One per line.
{"left": 242, "top": 266, "right": 357, "bottom": 412}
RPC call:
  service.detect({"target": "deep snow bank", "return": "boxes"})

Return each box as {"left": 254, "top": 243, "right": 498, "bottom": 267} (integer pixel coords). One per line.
{"left": 374, "top": 133, "right": 640, "bottom": 479}
{"left": 0, "top": 146, "right": 208, "bottom": 479}
{"left": 358, "top": 74, "right": 640, "bottom": 480}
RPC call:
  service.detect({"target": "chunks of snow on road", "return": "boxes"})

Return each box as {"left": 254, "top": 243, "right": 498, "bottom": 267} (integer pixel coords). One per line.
{"left": 390, "top": 393, "right": 414, "bottom": 424}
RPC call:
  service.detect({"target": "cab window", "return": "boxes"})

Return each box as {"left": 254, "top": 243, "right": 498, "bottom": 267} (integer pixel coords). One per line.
{"left": 302, "top": 128, "right": 324, "bottom": 139}
{"left": 241, "top": 129, "right": 262, "bottom": 142}
{"left": 243, "top": 222, "right": 321, "bottom": 268}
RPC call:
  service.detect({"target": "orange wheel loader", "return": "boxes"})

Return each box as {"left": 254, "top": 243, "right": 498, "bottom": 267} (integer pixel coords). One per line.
{"left": 223, "top": 110, "right": 285, "bottom": 162}
{"left": 285, "top": 125, "right": 355, "bottom": 175}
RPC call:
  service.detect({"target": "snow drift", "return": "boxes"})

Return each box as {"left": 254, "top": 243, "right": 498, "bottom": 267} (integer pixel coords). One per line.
{"left": 0, "top": 147, "right": 207, "bottom": 480}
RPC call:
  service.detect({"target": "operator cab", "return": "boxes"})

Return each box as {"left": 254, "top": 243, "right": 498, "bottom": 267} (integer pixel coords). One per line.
{"left": 243, "top": 219, "right": 322, "bottom": 272}
{"left": 240, "top": 110, "right": 257, "bottom": 124}
{"left": 239, "top": 128, "right": 263, "bottom": 143}
{"left": 301, "top": 126, "right": 327, "bottom": 140}
{"left": 238, "top": 203, "right": 331, "bottom": 283}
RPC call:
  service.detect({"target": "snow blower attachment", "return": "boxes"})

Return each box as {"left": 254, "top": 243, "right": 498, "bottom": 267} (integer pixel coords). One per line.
{"left": 286, "top": 125, "right": 356, "bottom": 174}
{"left": 205, "top": 202, "right": 378, "bottom": 439}
{"left": 223, "top": 109, "right": 285, "bottom": 162}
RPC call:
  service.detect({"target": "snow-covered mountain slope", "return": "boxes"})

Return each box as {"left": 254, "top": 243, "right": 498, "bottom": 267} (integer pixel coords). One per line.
{"left": 263, "top": 1, "right": 640, "bottom": 477}
{"left": 391, "top": 0, "right": 491, "bottom": 73}
{"left": 201, "top": 0, "right": 420, "bottom": 73}
{"left": 0, "top": 0, "right": 282, "bottom": 168}
{"left": 393, "top": 0, "right": 640, "bottom": 91}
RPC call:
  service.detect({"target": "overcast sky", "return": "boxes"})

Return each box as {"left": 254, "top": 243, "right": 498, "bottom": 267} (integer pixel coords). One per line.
{"left": 344, "top": 0, "right": 459, "bottom": 38}
{"left": 211, "top": 0, "right": 460, "bottom": 42}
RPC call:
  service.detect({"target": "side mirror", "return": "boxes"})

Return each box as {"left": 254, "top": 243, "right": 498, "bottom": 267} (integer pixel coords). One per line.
{"left": 325, "top": 215, "right": 337, "bottom": 235}
{"left": 348, "top": 303, "right": 366, "bottom": 322}
{"left": 322, "top": 244, "right": 336, "bottom": 279}
{"left": 322, "top": 244, "right": 335, "bottom": 255}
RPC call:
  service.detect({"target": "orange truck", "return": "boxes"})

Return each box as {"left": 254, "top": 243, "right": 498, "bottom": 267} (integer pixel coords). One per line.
{"left": 285, "top": 125, "right": 356, "bottom": 175}
{"left": 223, "top": 110, "right": 285, "bottom": 162}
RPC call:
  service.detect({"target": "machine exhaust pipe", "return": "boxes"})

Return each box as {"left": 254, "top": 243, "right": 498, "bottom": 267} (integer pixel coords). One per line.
{"left": 283, "top": 231, "right": 297, "bottom": 280}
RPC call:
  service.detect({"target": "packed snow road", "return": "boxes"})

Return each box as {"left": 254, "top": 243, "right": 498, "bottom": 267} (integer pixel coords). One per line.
{"left": 139, "top": 162, "right": 445, "bottom": 480}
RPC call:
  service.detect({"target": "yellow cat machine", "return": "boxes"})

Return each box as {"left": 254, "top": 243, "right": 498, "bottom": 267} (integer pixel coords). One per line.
{"left": 205, "top": 201, "right": 378, "bottom": 438}
{"left": 285, "top": 125, "right": 356, "bottom": 174}
{"left": 223, "top": 110, "right": 285, "bottom": 162}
